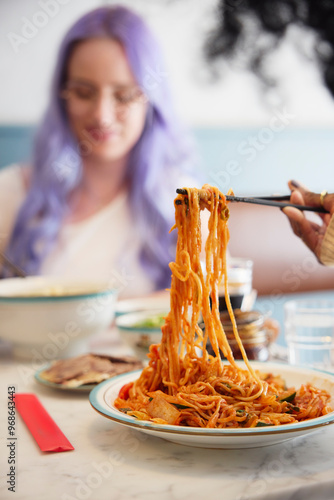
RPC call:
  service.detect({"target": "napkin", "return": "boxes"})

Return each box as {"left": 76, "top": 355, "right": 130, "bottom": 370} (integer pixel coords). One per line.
{"left": 15, "top": 393, "right": 74, "bottom": 452}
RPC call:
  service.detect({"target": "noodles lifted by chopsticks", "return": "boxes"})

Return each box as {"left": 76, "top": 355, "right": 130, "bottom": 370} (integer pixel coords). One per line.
{"left": 115, "top": 184, "right": 332, "bottom": 428}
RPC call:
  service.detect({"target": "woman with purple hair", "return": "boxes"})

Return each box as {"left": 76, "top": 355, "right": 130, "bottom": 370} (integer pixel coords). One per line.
{"left": 0, "top": 6, "right": 198, "bottom": 297}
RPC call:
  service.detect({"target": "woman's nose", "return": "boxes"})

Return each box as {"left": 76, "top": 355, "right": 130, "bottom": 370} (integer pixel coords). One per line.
{"left": 91, "top": 92, "right": 118, "bottom": 124}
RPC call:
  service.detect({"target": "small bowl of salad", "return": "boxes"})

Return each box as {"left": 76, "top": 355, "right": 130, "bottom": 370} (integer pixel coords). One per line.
{"left": 116, "top": 309, "right": 167, "bottom": 361}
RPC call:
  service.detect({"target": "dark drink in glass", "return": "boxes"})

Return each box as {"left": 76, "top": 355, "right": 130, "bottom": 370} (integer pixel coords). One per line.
{"left": 218, "top": 258, "right": 253, "bottom": 312}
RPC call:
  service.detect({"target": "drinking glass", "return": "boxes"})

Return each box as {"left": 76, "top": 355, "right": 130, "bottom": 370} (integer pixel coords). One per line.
{"left": 284, "top": 300, "right": 334, "bottom": 371}
{"left": 218, "top": 257, "right": 253, "bottom": 311}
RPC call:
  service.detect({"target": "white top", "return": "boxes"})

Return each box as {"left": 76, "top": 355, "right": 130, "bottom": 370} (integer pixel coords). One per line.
{"left": 0, "top": 165, "right": 155, "bottom": 298}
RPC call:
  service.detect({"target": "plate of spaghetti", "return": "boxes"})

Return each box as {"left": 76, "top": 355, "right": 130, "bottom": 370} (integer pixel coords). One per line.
{"left": 90, "top": 185, "right": 334, "bottom": 448}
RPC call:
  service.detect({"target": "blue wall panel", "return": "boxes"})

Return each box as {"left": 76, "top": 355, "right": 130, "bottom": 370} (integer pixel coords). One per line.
{"left": 1, "top": 125, "right": 333, "bottom": 195}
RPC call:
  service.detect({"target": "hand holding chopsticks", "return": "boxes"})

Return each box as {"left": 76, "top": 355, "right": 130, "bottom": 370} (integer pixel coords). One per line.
{"left": 281, "top": 181, "right": 334, "bottom": 264}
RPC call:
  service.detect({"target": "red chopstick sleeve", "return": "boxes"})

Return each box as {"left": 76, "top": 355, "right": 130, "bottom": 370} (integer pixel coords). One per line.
{"left": 15, "top": 394, "right": 74, "bottom": 452}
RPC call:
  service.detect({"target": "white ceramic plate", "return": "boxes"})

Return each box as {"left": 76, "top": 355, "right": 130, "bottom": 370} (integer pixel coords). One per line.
{"left": 89, "top": 361, "right": 334, "bottom": 449}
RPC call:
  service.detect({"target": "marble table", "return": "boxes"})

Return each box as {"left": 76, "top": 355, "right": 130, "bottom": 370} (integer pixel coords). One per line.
{"left": 1, "top": 327, "right": 334, "bottom": 500}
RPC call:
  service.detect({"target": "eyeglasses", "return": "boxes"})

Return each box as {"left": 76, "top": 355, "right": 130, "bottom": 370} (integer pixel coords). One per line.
{"left": 60, "top": 80, "right": 146, "bottom": 115}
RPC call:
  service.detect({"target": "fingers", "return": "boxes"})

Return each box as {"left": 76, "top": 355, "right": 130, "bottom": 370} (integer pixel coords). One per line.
{"left": 289, "top": 190, "right": 304, "bottom": 206}
{"left": 288, "top": 180, "right": 334, "bottom": 215}
{"left": 282, "top": 206, "right": 307, "bottom": 240}
{"left": 282, "top": 204, "right": 323, "bottom": 259}
{"left": 321, "top": 193, "right": 334, "bottom": 215}
{"left": 288, "top": 180, "right": 321, "bottom": 207}
{"left": 282, "top": 206, "right": 304, "bottom": 225}
{"left": 283, "top": 180, "right": 333, "bottom": 261}
{"left": 288, "top": 180, "right": 308, "bottom": 191}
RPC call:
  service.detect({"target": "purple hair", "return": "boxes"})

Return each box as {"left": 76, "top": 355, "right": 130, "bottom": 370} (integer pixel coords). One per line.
{"left": 5, "top": 6, "right": 198, "bottom": 289}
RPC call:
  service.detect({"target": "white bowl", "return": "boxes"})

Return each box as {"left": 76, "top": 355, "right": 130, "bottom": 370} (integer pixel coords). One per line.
{"left": 0, "top": 276, "right": 118, "bottom": 361}
{"left": 116, "top": 309, "right": 167, "bottom": 361}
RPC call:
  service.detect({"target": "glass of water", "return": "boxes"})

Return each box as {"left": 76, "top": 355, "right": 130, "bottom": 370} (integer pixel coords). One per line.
{"left": 284, "top": 300, "right": 334, "bottom": 371}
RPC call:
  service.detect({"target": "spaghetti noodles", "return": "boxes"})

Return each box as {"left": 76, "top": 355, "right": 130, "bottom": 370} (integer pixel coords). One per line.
{"left": 115, "top": 185, "right": 332, "bottom": 428}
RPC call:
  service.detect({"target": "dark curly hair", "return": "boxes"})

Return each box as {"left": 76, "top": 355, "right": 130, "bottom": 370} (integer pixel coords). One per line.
{"left": 205, "top": 0, "right": 334, "bottom": 96}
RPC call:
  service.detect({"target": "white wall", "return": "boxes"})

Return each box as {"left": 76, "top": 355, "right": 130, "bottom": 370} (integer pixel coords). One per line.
{"left": 1, "top": 0, "right": 334, "bottom": 127}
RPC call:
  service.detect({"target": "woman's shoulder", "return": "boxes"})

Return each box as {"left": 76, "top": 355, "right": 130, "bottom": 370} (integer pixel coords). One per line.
{"left": 0, "top": 164, "right": 29, "bottom": 211}
{"left": 0, "top": 163, "right": 30, "bottom": 191}
{"left": 0, "top": 164, "right": 29, "bottom": 252}
{"left": 0, "top": 163, "right": 32, "bottom": 191}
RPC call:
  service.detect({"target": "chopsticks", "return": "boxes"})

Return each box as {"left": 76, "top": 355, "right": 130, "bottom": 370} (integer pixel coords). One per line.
{"left": 15, "top": 394, "right": 74, "bottom": 452}
{"left": 225, "top": 195, "right": 329, "bottom": 213}
{"left": 176, "top": 189, "right": 329, "bottom": 214}
{"left": 250, "top": 195, "right": 290, "bottom": 201}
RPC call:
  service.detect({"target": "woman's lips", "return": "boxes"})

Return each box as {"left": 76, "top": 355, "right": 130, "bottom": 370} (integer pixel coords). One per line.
{"left": 84, "top": 127, "right": 119, "bottom": 143}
